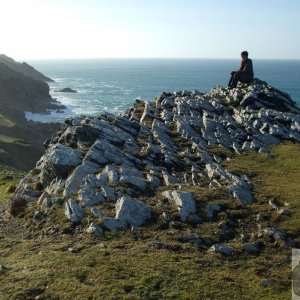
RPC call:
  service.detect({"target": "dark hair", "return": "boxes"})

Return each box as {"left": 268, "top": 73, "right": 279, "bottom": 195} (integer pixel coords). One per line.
{"left": 241, "top": 51, "right": 248, "bottom": 57}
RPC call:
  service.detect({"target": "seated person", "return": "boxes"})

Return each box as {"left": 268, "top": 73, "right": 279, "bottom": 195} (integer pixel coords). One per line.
{"left": 228, "top": 51, "right": 254, "bottom": 89}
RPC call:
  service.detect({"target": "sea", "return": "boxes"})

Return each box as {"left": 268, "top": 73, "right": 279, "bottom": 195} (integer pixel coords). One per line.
{"left": 26, "top": 59, "right": 300, "bottom": 123}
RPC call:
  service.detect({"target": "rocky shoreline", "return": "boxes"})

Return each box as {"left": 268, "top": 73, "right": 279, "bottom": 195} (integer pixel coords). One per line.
{"left": 9, "top": 78, "right": 300, "bottom": 254}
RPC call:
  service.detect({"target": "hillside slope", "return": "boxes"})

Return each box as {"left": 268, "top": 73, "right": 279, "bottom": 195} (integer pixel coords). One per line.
{"left": 0, "top": 54, "right": 53, "bottom": 82}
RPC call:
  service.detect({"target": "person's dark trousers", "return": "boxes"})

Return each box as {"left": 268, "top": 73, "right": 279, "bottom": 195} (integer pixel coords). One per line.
{"left": 228, "top": 72, "right": 253, "bottom": 88}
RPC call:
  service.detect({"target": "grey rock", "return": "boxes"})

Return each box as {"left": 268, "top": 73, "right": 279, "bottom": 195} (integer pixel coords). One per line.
{"left": 208, "top": 243, "right": 236, "bottom": 255}
{"left": 33, "top": 210, "right": 44, "bottom": 221}
{"left": 243, "top": 243, "right": 260, "bottom": 253}
{"left": 86, "top": 222, "right": 103, "bottom": 236}
{"left": 47, "top": 143, "right": 82, "bottom": 169}
{"left": 90, "top": 207, "right": 104, "bottom": 218}
{"left": 263, "top": 227, "right": 288, "bottom": 240}
{"left": 206, "top": 203, "right": 222, "bottom": 219}
{"left": 101, "top": 186, "right": 117, "bottom": 201}
{"left": 41, "top": 197, "right": 53, "bottom": 208}
{"left": 119, "top": 175, "right": 146, "bottom": 190}
{"left": 64, "top": 199, "right": 85, "bottom": 223}
{"left": 115, "top": 196, "right": 151, "bottom": 227}
{"left": 163, "top": 173, "right": 178, "bottom": 186}
{"left": 78, "top": 188, "right": 105, "bottom": 207}
{"left": 102, "top": 217, "right": 126, "bottom": 231}
{"left": 256, "top": 213, "right": 271, "bottom": 222}
{"left": 163, "top": 191, "right": 197, "bottom": 222}
{"left": 260, "top": 278, "right": 273, "bottom": 287}
{"left": 277, "top": 208, "right": 291, "bottom": 217}
{"left": 102, "top": 165, "right": 119, "bottom": 183}
{"left": 64, "top": 161, "right": 100, "bottom": 197}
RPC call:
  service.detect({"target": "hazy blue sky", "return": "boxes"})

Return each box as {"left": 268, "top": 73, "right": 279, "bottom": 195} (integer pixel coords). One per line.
{"left": 1, "top": 0, "right": 300, "bottom": 59}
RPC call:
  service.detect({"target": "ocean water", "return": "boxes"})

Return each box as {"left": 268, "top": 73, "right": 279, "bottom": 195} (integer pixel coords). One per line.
{"left": 27, "top": 59, "right": 300, "bottom": 123}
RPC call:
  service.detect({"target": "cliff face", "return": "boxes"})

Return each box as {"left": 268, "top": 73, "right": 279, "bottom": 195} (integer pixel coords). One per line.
{"left": 10, "top": 79, "right": 300, "bottom": 252}
{"left": 0, "top": 54, "right": 53, "bottom": 82}
{"left": 0, "top": 63, "right": 61, "bottom": 120}
{"left": 0, "top": 58, "right": 62, "bottom": 170}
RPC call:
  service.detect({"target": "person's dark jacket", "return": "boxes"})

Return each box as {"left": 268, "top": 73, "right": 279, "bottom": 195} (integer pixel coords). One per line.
{"left": 239, "top": 58, "right": 254, "bottom": 77}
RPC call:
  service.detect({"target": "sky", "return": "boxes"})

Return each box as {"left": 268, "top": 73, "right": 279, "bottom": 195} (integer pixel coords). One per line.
{"left": 1, "top": 0, "right": 300, "bottom": 60}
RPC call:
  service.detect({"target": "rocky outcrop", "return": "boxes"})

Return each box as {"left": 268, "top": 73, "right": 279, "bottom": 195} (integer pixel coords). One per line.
{"left": 0, "top": 57, "right": 64, "bottom": 170}
{"left": 54, "top": 88, "right": 77, "bottom": 93}
{"left": 0, "top": 63, "right": 63, "bottom": 117}
{"left": 9, "top": 79, "right": 300, "bottom": 242}
{"left": 0, "top": 54, "right": 53, "bottom": 82}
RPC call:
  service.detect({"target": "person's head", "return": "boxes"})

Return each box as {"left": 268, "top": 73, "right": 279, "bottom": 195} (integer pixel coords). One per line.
{"left": 241, "top": 51, "right": 248, "bottom": 60}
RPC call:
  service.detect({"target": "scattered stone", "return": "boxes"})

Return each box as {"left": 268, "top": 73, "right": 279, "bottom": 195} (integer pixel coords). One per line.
{"left": 256, "top": 213, "right": 271, "bottom": 222}
{"left": 243, "top": 243, "right": 260, "bottom": 253}
{"left": 263, "top": 227, "right": 288, "bottom": 241}
{"left": 86, "top": 222, "right": 103, "bottom": 236}
{"left": 163, "top": 191, "right": 198, "bottom": 222}
{"left": 101, "top": 186, "right": 117, "bottom": 202}
{"left": 277, "top": 208, "right": 291, "bottom": 217}
{"left": 102, "top": 217, "right": 125, "bottom": 231}
{"left": 260, "top": 278, "right": 273, "bottom": 287}
{"left": 206, "top": 203, "right": 222, "bottom": 220}
{"left": 115, "top": 196, "right": 151, "bottom": 227}
{"left": 64, "top": 199, "right": 85, "bottom": 223}
{"left": 208, "top": 243, "right": 236, "bottom": 255}
{"left": 0, "top": 265, "right": 7, "bottom": 275}
{"left": 33, "top": 210, "right": 44, "bottom": 221}
{"left": 90, "top": 207, "right": 104, "bottom": 218}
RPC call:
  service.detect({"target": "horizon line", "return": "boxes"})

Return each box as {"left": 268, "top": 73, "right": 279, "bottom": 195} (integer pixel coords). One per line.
{"left": 24, "top": 57, "right": 300, "bottom": 61}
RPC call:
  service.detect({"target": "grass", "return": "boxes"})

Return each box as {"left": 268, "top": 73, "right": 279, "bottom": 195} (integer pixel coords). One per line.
{"left": 0, "top": 164, "right": 25, "bottom": 206}
{"left": 0, "top": 142, "right": 300, "bottom": 299}
{"left": 0, "top": 134, "right": 31, "bottom": 147}
{"left": 0, "top": 114, "right": 15, "bottom": 128}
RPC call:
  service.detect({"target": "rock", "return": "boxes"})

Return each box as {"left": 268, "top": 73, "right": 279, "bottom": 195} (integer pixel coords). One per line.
{"left": 256, "top": 213, "right": 271, "bottom": 222}
{"left": 208, "top": 243, "right": 236, "bottom": 255}
{"left": 243, "top": 243, "right": 260, "bottom": 253}
{"left": 263, "top": 227, "right": 288, "bottom": 241}
{"left": 55, "top": 87, "right": 77, "bottom": 93}
{"left": 163, "top": 173, "right": 178, "bottom": 186}
{"left": 260, "top": 278, "right": 273, "bottom": 287}
{"left": 33, "top": 211, "right": 44, "bottom": 221}
{"left": 205, "top": 203, "right": 222, "bottom": 219}
{"left": 277, "top": 208, "right": 291, "bottom": 217}
{"left": 178, "top": 233, "right": 206, "bottom": 245}
{"left": 102, "top": 165, "right": 119, "bottom": 184}
{"left": 0, "top": 265, "right": 7, "bottom": 275}
{"left": 78, "top": 186, "right": 105, "bottom": 207}
{"left": 46, "top": 143, "right": 82, "bottom": 171}
{"left": 41, "top": 197, "right": 53, "bottom": 209}
{"left": 115, "top": 196, "right": 151, "bottom": 227}
{"left": 102, "top": 217, "right": 125, "bottom": 231}
{"left": 163, "top": 191, "right": 198, "bottom": 222}
{"left": 90, "top": 207, "right": 104, "bottom": 218}
{"left": 64, "top": 199, "right": 85, "bottom": 223}
{"left": 101, "top": 186, "right": 117, "bottom": 202}
{"left": 86, "top": 222, "right": 103, "bottom": 236}
{"left": 119, "top": 175, "right": 146, "bottom": 190}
